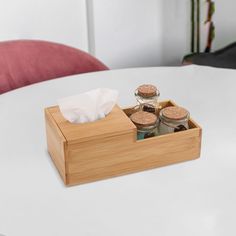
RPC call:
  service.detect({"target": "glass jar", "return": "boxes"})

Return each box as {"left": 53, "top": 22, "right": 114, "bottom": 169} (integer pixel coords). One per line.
{"left": 135, "top": 84, "right": 160, "bottom": 114}
{"left": 130, "top": 111, "right": 158, "bottom": 140}
{"left": 158, "top": 106, "right": 190, "bottom": 135}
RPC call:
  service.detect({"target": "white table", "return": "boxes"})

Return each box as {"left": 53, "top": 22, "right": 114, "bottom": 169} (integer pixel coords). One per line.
{"left": 1, "top": 65, "right": 236, "bottom": 236}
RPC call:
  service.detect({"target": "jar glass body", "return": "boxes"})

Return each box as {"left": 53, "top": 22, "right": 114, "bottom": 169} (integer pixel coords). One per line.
{"left": 135, "top": 89, "right": 160, "bottom": 113}
{"left": 158, "top": 112, "right": 189, "bottom": 135}
{"left": 137, "top": 124, "right": 158, "bottom": 140}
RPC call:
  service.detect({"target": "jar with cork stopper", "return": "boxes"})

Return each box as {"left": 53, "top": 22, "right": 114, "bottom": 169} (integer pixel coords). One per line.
{"left": 158, "top": 106, "right": 190, "bottom": 135}
{"left": 135, "top": 84, "right": 160, "bottom": 114}
{"left": 130, "top": 111, "right": 158, "bottom": 140}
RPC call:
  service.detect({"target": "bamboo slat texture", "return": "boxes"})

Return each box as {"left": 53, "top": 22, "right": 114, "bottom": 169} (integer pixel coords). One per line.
{"left": 45, "top": 100, "right": 202, "bottom": 186}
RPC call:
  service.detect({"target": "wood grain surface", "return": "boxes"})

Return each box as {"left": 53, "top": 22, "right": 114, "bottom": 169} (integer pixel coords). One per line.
{"left": 45, "top": 101, "right": 202, "bottom": 186}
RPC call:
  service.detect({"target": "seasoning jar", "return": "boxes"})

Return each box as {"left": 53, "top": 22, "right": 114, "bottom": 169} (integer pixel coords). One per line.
{"left": 158, "top": 106, "right": 190, "bottom": 135}
{"left": 135, "top": 84, "right": 160, "bottom": 114}
{"left": 130, "top": 111, "right": 158, "bottom": 140}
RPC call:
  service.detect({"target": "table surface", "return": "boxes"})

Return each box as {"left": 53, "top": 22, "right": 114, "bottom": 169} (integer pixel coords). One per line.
{"left": 1, "top": 65, "right": 236, "bottom": 236}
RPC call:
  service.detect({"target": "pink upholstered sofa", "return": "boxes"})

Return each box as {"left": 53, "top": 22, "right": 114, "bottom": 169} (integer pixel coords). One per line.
{"left": 0, "top": 40, "right": 109, "bottom": 94}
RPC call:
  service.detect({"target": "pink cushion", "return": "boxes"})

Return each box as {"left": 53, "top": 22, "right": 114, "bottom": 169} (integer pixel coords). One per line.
{"left": 0, "top": 40, "right": 109, "bottom": 94}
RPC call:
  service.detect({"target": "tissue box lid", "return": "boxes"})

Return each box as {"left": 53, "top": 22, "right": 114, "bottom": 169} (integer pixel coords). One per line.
{"left": 45, "top": 105, "right": 136, "bottom": 144}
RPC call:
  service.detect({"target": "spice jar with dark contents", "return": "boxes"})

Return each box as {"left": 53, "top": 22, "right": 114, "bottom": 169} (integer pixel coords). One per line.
{"left": 130, "top": 111, "right": 158, "bottom": 140}
{"left": 158, "top": 106, "right": 190, "bottom": 135}
{"left": 135, "top": 84, "right": 160, "bottom": 114}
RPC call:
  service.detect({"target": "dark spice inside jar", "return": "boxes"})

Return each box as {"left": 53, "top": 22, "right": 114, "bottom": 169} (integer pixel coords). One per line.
{"left": 144, "top": 132, "right": 156, "bottom": 139}
{"left": 143, "top": 104, "right": 156, "bottom": 114}
{"left": 174, "top": 125, "right": 187, "bottom": 132}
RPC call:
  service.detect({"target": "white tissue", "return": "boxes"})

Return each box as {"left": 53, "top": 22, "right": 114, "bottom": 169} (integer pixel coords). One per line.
{"left": 58, "top": 88, "right": 119, "bottom": 123}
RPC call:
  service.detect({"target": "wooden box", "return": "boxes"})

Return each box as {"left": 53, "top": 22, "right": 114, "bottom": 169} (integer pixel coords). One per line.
{"left": 45, "top": 100, "right": 202, "bottom": 186}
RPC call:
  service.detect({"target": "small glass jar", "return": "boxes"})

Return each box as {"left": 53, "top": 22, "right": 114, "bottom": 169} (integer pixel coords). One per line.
{"left": 130, "top": 111, "right": 158, "bottom": 140}
{"left": 135, "top": 84, "right": 160, "bottom": 114}
{"left": 158, "top": 106, "right": 190, "bottom": 135}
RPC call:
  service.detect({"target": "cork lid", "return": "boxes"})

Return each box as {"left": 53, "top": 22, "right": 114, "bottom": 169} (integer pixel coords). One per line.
{"left": 161, "top": 106, "right": 189, "bottom": 120}
{"left": 130, "top": 111, "right": 157, "bottom": 127}
{"left": 137, "top": 84, "right": 159, "bottom": 98}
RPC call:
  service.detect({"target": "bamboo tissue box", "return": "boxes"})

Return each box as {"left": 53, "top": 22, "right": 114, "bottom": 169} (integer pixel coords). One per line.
{"left": 45, "top": 100, "right": 202, "bottom": 186}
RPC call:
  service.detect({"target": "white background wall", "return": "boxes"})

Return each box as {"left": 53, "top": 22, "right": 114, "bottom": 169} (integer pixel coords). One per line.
{"left": 161, "top": 0, "right": 190, "bottom": 66}
{"left": 0, "top": 0, "right": 89, "bottom": 50}
{"left": 0, "top": 0, "right": 235, "bottom": 69}
{"left": 213, "top": 0, "right": 236, "bottom": 50}
{"left": 91, "top": 0, "right": 163, "bottom": 69}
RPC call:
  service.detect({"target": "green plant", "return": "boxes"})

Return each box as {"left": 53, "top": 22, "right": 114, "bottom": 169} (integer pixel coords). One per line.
{"left": 191, "top": 0, "right": 195, "bottom": 52}
{"left": 191, "top": 0, "right": 215, "bottom": 53}
{"left": 205, "top": 0, "right": 215, "bottom": 52}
